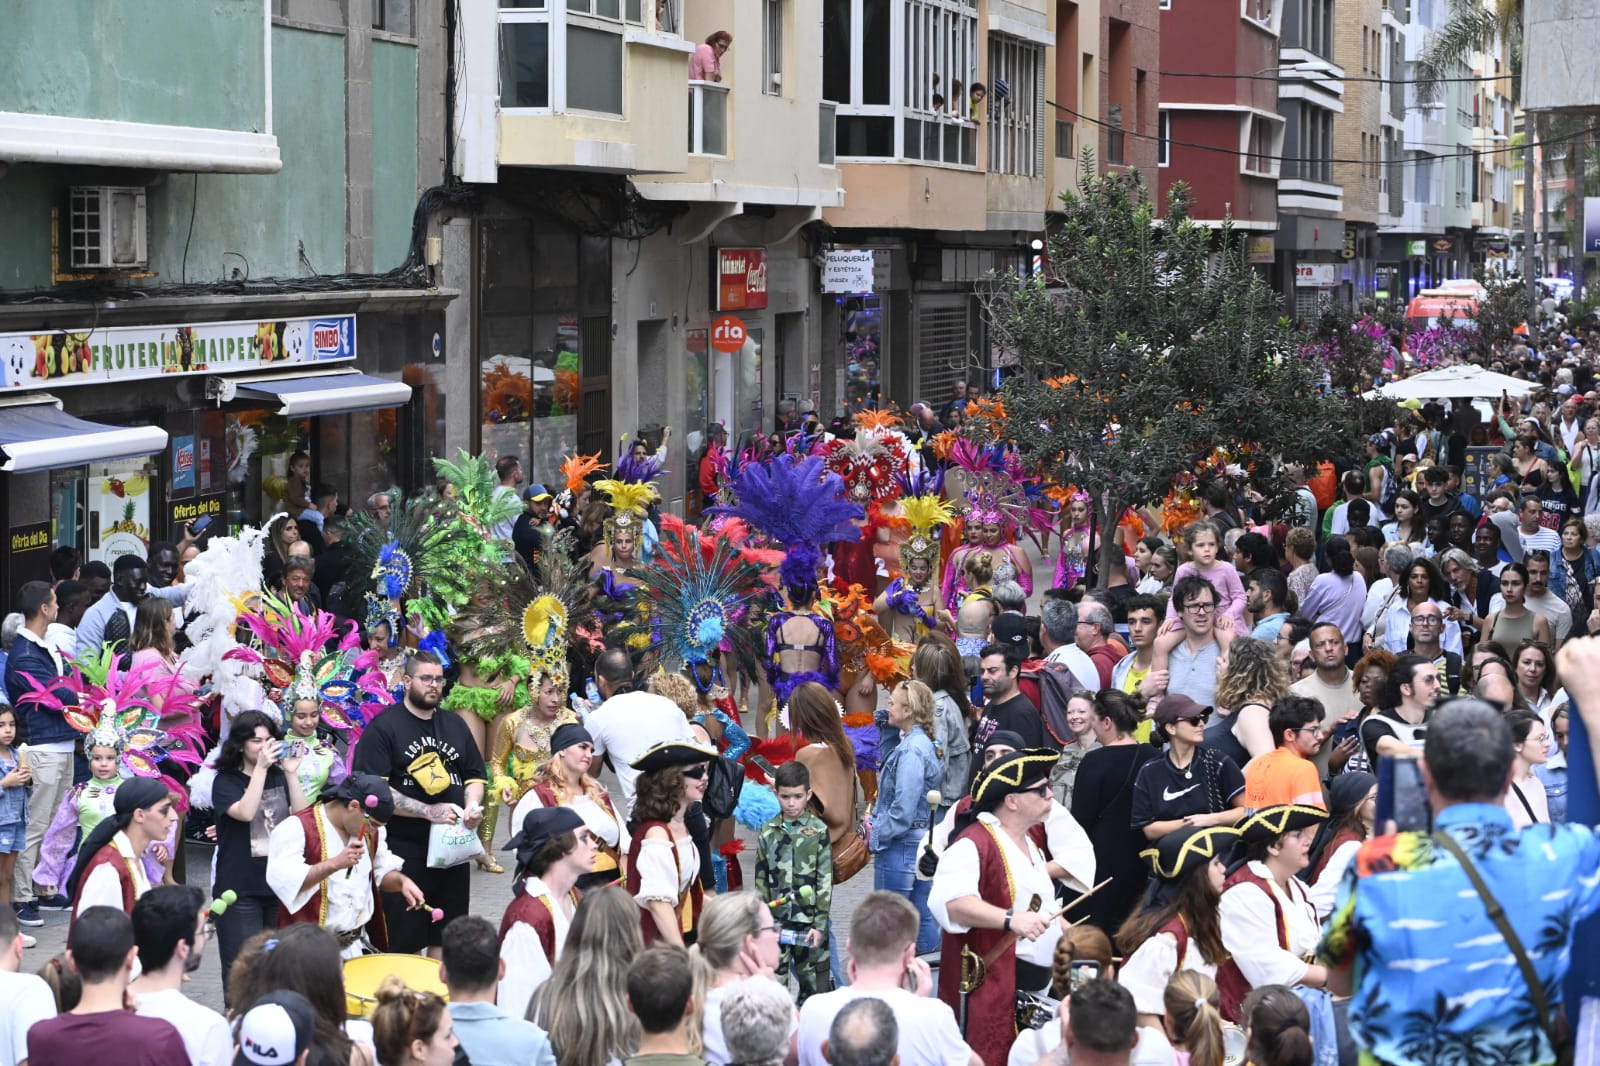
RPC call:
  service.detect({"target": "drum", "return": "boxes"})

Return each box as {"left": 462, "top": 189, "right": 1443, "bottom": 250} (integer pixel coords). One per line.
{"left": 342, "top": 953, "right": 449, "bottom": 1018}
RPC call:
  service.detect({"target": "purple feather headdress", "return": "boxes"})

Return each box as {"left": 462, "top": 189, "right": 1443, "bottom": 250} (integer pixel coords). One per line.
{"left": 711, "top": 453, "right": 864, "bottom": 589}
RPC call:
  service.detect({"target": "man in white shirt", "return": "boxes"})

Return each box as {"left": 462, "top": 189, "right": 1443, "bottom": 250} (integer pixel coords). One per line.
{"left": 490, "top": 454, "right": 524, "bottom": 541}
{"left": 0, "top": 905, "right": 54, "bottom": 1064}
{"left": 1515, "top": 496, "right": 1562, "bottom": 558}
{"left": 797, "top": 891, "right": 979, "bottom": 1066}
{"left": 265, "top": 775, "right": 423, "bottom": 958}
{"left": 582, "top": 648, "right": 692, "bottom": 814}
{"left": 1037, "top": 598, "right": 1100, "bottom": 692}
{"left": 129, "top": 885, "right": 233, "bottom": 1066}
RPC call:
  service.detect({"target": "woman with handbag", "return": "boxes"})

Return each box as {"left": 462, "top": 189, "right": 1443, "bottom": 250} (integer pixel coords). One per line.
{"left": 866, "top": 680, "right": 944, "bottom": 955}
{"left": 788, "top": 681, "right": 863, "bottom": 985}
{"left": 1069, "top": 690, "right": 1160, "bottom": 934}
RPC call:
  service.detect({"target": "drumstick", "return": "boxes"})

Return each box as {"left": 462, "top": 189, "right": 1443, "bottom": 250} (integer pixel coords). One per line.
{"left": 1043, "top": 877, "right": 1113, "bottom": 923}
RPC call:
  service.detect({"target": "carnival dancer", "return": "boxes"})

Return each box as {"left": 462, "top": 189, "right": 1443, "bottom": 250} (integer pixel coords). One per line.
{"left": 265, "top": 773, "right": 425, "bottom": 958}
{"left": 22, "top": 653, "right": 203, "bottom": 910}
{"left": 497, "top": 804, "right": 599, "bottom": 1018}
{"left": 941, "top": 441, "right": 1049, "bottom": 611}
{"left": 452, "top": 531, "right": 590, "bottom": 859}
{"left": 1215, "top": 804, "right": 1330, "bottom": 1021}
{"left": 626, "top": 740, "right": 720, "bottom": 946}
{"left": 590, "top": 454, "right": 664, "bottom": 581}
{"left": 929, "top": 748, "right": 1066, "bottom": 1066}
{"left": 508, "top": 722, "right": 630, "bottom": 890}
{"left": 712, "top": 453, "right": 865, "bottom": 709}
{"left": 1052, "top": 490, "right": 1095, "bottom": 591}
{"left": 820, "top": 410, "right": 912, "bottom": 595}
{"left": 873, "top": 483, "right": 958, "bottom": 644}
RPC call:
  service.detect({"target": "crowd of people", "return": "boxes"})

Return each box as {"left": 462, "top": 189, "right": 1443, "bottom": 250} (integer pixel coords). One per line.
{"left": 4, "top": 325, "right": 1600, "bottom": 1066}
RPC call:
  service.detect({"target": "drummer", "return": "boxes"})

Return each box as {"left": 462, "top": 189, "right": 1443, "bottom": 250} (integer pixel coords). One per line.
{"left": 266, "top": 773, "right": 427, "bottom": 958}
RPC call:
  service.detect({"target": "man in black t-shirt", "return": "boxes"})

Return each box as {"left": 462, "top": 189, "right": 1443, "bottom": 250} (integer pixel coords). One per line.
{"left": 972, "top": 644, "right": 1046, "bottom": 751}
{"left": 351, "top": 650, "right": 488, "bottom": 956}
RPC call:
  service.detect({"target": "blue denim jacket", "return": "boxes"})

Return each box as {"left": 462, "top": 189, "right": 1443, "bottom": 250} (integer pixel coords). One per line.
{"left": 871, "top": 728, "right": 941, "bottom": 851}
{"left": 1548, "top": 545, "right": 1600, "bottom": 601}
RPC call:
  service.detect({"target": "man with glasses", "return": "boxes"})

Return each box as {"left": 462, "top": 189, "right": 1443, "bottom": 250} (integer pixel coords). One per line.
{"left": 1153, "top": 576, "right": 1231, "bottom": 708}
{"left": 1407, "top": 602, "right": 1462, "bottom": 696}
{"left": 1243, "top": 696, "right": 1328, "bottom": 809}
{"left": 266, "top": 774, "right": 425, "bottom": 958}
{"left": 352, "top": 652, "right": 487, "bottom": 957}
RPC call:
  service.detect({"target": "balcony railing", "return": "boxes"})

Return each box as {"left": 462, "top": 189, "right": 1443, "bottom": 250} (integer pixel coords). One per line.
{"left": 820, "top": 101, "right": 837, "bottom": 165}
{"left": 688, "top": 80, "right": 729, "bottom": 156}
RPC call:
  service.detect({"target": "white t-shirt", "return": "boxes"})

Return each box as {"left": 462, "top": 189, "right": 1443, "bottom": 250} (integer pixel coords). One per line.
{"left": 703, "top": 977, "right": 797, "bottom": 1066}
{"left": 0, "top": 970, "right": 55, "bottom": 1066}
{"left": 1044, "top": 643, "right": 1101, "bottom": 693}
{"left": 135, "top": 987, "right": 233, "bottom": 1066}
{"left": 582, "top": 691, "right": 693, "bottom": 814}
{"left": 797, "top": 986, "right": 973, "bottom": 1066}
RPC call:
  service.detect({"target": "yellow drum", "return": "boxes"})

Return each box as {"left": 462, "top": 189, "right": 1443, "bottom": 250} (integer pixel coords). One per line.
{"left": 342, "top": 953, "right": 449, "bottom": 1018}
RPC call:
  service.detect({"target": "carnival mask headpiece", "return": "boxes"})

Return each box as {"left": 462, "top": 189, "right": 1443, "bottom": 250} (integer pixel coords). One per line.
{"left": 597, "top": 453, "right": 665, "bottom": 547}
{"left": 820, "top": 410, "right": 911, "bottom": 505}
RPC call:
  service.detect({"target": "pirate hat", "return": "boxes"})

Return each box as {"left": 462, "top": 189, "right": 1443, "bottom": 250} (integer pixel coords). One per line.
{"left": 629, "top": 740, "right": 720, "bottom": 773}
{"left": 971, "top": 748, "right": 1058, "bottom": 811}
{"left": 1140, "top": 825, "right": 1242, "bottom": 881}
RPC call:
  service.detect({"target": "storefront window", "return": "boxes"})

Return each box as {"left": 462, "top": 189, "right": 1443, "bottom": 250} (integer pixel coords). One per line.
{"left": 88, "top": 456, "right": 156, "bottom": 565}
{"left": 843, "top": 296, "right": 883, "bottom": 411}
{"left": 479, "top": 217, "right": 587, "bottom": 486}
{"left": 50, "top": 469, "right": 87, "bottom": 554}
{"left": 685, "top": 329, "right": 711, "bottom": 454}
{"left": 226, "top": 413, "right": 310, "bottom": 527}
{"left": 738, "top": 328, "right": 764, "bottom": 445}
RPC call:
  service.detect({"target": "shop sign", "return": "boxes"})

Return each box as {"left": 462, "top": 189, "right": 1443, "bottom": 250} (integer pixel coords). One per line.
{"left": 170, "top": 494, "right": 226, "bottom": 538}
{"left": 710, "top": 314, "right": 748, "bottom": 353}
{"left": 1586, "top": 198, "right": 1600, "bottom": 253}
{"left": 90, "top": 459, "right": 152, "bottom": 565}
{"left": 1246, "top": 236, "right": 1275, "bottom": 264}
{"left": 8, "top": 521, "right": 51, "bottom": 602}
{"left": 1407, "top": 240, "right": 1428, "bottom": 257}
{"left": 1295, "top": 263, "right": 1338, "bottom": 287}
{"left": 171, "top": 435, "right": 196, "bottom": 495}
{"left": 716, "top": 247, "right": 769, "bottom": 311}
{"left": 822, "top": 249, "right": 876, "bottom": 293}
{"left": 0, "top": 313, "right": 356, "bottom": 392}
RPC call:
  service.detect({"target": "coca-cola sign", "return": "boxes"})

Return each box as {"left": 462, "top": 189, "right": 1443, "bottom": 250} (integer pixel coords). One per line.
{"left": 717, "top": 247, "right": 769, "bottom": 311}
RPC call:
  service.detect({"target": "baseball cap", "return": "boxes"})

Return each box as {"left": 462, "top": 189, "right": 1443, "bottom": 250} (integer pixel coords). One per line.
{"left": 990, "top": 612, "right": 1030, "bottom": 653}
{"left": 1152, "top": 693, "right": 1212, "bottom": 727}
{"left": 235, "top": 990, "right": 314, "bottom": 1066}
{"left": 522, "top": 483, "right": 552, "bottom": 502}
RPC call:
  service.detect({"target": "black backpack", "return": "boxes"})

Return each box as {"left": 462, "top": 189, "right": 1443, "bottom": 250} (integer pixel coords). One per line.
{"left": 700, "top": 754, "right": 746, "bottom": 821}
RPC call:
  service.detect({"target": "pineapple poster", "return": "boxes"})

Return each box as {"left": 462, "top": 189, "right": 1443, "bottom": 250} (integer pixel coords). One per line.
{"left": 92, "top": 459, "right": 152, "bottom": 564}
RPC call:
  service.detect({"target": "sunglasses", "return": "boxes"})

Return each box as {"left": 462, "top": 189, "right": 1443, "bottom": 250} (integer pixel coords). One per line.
{"left": 682, "top": 765, "right": 708, "bottom": 780}
{"left": 1177, "top": 713, "right": 1211, "bottom": 727}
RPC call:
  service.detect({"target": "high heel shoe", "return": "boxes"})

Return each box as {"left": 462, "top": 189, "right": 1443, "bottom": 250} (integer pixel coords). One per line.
{"left": 475, "top": 854, "right": 505, "bottom": 874}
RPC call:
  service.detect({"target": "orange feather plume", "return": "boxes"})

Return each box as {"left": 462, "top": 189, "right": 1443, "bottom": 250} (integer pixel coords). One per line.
{"left": 560, "top": 452, "right": 607, "bottom": 493}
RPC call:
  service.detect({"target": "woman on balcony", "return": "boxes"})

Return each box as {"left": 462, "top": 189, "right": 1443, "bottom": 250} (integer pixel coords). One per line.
{"left": 690, "top": 31, "right": 731, "bottom": 83}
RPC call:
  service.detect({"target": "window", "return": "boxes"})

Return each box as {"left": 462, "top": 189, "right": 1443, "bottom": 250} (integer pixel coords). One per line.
{"left": 373, "top": 0, "right": 415, "bottom": 34}
{"left": 1242, "top": 113, "right": 1280, "bottom": 177}
{"left": 825, "top": 0, "right": 978, "bottom": 165}
{"left": 498, "top": 0, "right": 639, "bottom": 116}
{"left": 1291, "top": 105, "right": 1332, "bottom": 183}
{"left": 763, "top": 0, "right": 783, "bottom": 95}
{"left": 986, "top": 35, "right": 1043, "bottom": 177}
{"left": 1106, "top": 103, "right": 1125, "bottom": 166}
{"left": 1055, "top": 119, "right": 1074, "bottom": 157}
{"left": 1158, "top": 109, "right": 1170, "bottom": 166}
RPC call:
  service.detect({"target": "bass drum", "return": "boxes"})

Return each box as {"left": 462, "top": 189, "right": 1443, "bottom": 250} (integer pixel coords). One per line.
{"left": 343, "top": 953, "right": 449, "bottom": 1018}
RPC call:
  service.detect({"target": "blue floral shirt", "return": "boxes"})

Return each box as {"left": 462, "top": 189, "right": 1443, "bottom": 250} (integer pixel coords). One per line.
{"left": 1319, "top": 803, "right": 1600, "bottom": 1066}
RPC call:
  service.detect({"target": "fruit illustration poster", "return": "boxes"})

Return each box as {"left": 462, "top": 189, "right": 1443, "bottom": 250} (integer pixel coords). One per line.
{"left": 90, "top": 459, "right": 152, "bottom": 564}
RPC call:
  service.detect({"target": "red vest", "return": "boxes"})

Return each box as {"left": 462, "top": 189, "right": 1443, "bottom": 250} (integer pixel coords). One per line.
{"left": 1215, "top": 865, "right": 1308, "bottom": 1022}
{"left": 69, "top": 839, "right": 140, "bottom": 926}
{"left": 277, "top": 807, "right": 389, "bottom": 951}
{"left": 936, "top": 821, "right": 1029, "bottom": 1066}
{"left": 625, "top": 821, "right": 704, "bottom": 946}
{"left": 499, "top": 886, "right": 579, "bottom": 963}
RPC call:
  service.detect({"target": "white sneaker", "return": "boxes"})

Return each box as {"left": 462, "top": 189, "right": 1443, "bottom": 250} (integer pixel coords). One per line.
{"left": 20, "top": 934, "right": 35, "bottom": 949}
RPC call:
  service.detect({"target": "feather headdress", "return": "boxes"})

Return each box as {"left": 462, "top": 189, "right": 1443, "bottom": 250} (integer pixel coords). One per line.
{"left": 177, "top": 523, "right": 269, "bottom": 718}
{"left": 224, "top": 593, "right": 394, "bottom": 735}
{"left": 22, "top": 649, "right": 204, "bottom": 801}
{"left": 561, "top": 452, "right": 607, "bottom": 494}
{"left": 945, "top": 438, "right": 1050, "bottom": 540}
{"left": 432, "top": 450, "right": 523, "bottom": 537}
{"left": 712, "top": 453, "right": 864, "bottom": 590}
{"left": 898, "top": 492, "right": 956, "bottom": 574}
{"left": 343, "top": 491, "right": 466, "bottom": 637}
{"left": 611, "top": 515, "right": 770, "bottom": 686}
{"left": 597, "top": 453, "right": 664, "bottom": 544}
{"left": 452, "top": 528, "right": 590, "bottom": 691}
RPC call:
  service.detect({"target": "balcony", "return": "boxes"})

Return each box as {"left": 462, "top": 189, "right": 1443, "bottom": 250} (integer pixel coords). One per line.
{"left": 491, "top": 5, "right": 694, "bottom": 174}
{"left": 688, "top": 81, "right": 729, "bottom": 156}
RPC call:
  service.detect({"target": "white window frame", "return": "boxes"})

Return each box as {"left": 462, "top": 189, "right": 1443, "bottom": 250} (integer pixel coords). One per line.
{"left": 1241, "top": 0, "right": 1282, "bottom": 34}
{"left": 498, "top": 0, "right": 642, "bottom": 117}
{"left": 1158, "top": 109, "right": 1170, "bottom": 167}
{"left": 986, "top": 34, "right": 1043, "bottom": 177}
{"left": 832, "top": 0, "right": 979, "bottom": 168}
{"left": 763, "top": 0, "right": 784, "bottom": 95}
{"left": 1239, "top": 111, "right": 1284, "bottom": 178}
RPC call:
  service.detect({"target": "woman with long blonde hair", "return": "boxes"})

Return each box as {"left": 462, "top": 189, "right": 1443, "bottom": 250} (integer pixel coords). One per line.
{"left": 528, "top": 884, "right": 644, "bottom": 1066}
{"left": 513, "top": 722, "right": 630, "bottom": 888}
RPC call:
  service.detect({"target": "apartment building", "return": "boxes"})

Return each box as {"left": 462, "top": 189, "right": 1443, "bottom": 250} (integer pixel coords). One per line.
{"left": 1329, "top": 0, "right": 1383, "bottom": 307}
{"left": 0, "top": 0, "right": 450, "bottom": 599}
{"left": 1276, "top": 0, "right": 1349, "bottom": 315}
{"left": 1469, "top": 27, "right": 1515, "bottom": 276}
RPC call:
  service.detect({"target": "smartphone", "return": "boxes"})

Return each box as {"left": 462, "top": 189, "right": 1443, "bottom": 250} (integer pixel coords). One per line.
{"left": 1375, "top": 753, "right": 1431, "bottom": 834}
{"left": 191, "top": 514, "right": 213, "bottom": 535}
{"left": 747, "top": 754, "right": 779, "bottom": 779}
{"left": 1068, "top": 961, "right": 1101, "bottom": 991}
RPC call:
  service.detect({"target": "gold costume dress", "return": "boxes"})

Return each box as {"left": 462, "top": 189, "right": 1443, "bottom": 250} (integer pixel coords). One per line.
{"left": 480, "top": 707, "right": 579, "bottom": 848}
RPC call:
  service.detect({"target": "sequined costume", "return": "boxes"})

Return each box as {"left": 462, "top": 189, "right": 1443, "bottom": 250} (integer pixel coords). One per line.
{"left": 940, "top": 441, "right": 1052, "bottom": 611}
{"left": 488, "top": 709, "right": 581, "bottom": 806}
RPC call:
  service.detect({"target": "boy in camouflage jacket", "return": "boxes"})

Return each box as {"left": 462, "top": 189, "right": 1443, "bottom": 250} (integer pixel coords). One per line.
{"left": 754, "top": 761, "right": 833, "bottom": 1002}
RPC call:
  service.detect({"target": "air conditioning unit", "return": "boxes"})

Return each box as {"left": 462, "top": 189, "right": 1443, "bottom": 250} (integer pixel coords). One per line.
{"left": 68, "top": 186, "right": 148, "bottom": 270}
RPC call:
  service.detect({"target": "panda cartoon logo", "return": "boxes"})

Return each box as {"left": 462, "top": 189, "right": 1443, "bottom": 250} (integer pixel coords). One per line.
{"left": 0, "top": 338, "right": 31, "bottom": 387}
{"left": 281, "top": 321, "right": 308, "bottom": 364}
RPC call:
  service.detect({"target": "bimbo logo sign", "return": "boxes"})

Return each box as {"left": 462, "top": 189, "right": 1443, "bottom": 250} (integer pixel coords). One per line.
{"left": 311, "top": 317, "right": 353, "bottom": 359}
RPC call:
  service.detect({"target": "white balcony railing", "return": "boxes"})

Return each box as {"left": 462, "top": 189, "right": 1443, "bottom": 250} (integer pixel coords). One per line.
{"left": 688, "top": 80, "right": 729, "bottom": 156}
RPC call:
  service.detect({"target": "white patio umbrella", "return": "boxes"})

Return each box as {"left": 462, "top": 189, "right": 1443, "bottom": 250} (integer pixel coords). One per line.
{"left": 1379, "top": 364, "right": 1538, "bottom": 401}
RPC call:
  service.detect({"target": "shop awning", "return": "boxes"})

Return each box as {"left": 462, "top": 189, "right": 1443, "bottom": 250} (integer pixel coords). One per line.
{"left": 0, "top": 396, "right": 169, "bottom": 473}
{"left": 211, "top": 370, "right": 412, "bottom": 417}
